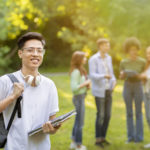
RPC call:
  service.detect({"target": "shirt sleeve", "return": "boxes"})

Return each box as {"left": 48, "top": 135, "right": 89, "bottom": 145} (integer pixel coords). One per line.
{"left": 88, "top": 57, "right": 105, "bottom": 81}
{"left": 49, "top": 81, "right": 59, "bottom": 116}
{"left": 0, "top": 79, "right": 4, "bottom": 101}
{"left": 0, "top": 76, "right": 9, "bottom": 101}
{"left": 70, "top": 70, "right": 80, "bottom": 92}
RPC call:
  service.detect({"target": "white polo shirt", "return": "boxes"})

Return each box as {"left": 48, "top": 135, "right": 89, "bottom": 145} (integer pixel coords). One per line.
{"left": 0, "top": 70, "right": 59, "bottom": 150}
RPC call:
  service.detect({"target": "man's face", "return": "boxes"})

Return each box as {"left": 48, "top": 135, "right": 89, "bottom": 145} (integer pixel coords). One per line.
{"left": 99, "top": 42, "right": 110, "bottom": 53}
{"left": 18, "top": 39, "right": 45, "bottom": 70}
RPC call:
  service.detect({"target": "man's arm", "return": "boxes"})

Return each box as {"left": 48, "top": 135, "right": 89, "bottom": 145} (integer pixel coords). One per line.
{"left": 42, "top": 80, "right": 60, "bottom": 134}
{"left": 0, "top": 82, "right": 24, "bottom": 113}
{"left": 89, "top": 58, "right": 106, "bottom": 80}
{"left": 0, "top": 94, "right": 18, "bottom": 113}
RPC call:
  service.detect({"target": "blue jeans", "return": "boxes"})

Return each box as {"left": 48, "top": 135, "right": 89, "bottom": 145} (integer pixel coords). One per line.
{"left": 144, "top": 92, "right": 150, "bottom": 128}
{"left": 95, "top": 90, "right": 112, "bottom": 139}
{"left": 72, "top": 93, "right": 86, "bottom": 145}
{"left": 123, "top": 81, "right": 143, "bottom": 142}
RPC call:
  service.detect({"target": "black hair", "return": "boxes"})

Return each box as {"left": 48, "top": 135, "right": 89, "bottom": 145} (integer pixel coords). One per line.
{"left": 17, "top": 32, "right": 46, "bottom": 49}
{"left": 123, "top": 37, "right": 141, "bottom": 53}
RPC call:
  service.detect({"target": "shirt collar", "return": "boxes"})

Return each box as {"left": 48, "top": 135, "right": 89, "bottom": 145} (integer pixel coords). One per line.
{"left": 97, "top": 51, "right": 108, "bottom": 58}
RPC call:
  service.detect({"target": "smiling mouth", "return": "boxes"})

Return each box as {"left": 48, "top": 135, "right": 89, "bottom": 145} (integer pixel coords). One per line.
{"left": 31, "top": 58, "right": 40, "bottom": 64}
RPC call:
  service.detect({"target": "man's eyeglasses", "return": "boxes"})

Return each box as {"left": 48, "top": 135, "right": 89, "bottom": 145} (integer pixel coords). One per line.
{"left": 22, "top": 47, "right": 45, "bottom": 55}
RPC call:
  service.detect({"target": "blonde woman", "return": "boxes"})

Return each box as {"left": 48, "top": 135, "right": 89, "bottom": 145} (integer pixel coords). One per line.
{"left": 69, "top": 51, "right": 91, "bottom": 150}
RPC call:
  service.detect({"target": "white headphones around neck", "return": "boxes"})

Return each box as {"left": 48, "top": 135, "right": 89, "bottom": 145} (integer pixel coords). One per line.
{"left": 24, "top": 75, "right": 41, "bottom": 86}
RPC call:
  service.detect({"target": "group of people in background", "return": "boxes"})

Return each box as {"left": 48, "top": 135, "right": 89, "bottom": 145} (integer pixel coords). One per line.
{"left": 69, "top": 37, "right": 150, "bottom": 150}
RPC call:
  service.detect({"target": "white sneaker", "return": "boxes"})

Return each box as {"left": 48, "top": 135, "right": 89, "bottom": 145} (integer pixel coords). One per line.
{"left": 75, "top": 145, "right": 87, "bottom": 150}
{"left": 144, "top": 143, "right": 150, "bottom": 148}
{"left": 70, "top": 142, "right": 77, "bottom": 149}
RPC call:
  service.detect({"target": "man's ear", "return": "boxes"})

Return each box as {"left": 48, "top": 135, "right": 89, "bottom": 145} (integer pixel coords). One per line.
{"left": 18, "top": 50, "right": 23, "bottom": 59}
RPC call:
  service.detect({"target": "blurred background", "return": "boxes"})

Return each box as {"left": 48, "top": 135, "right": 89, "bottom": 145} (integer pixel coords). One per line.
{"left": 1, "top": 1, "right": 150, "bottom": 150}
{"left": 0, "top": 0, "right": 150, "bottom": 76}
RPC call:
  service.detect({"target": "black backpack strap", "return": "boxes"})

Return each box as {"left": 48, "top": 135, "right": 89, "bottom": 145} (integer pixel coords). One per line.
{"left": 7, "top": 74, "right": 19, "bottom": 83}
{"left": 7, "top": 96, "right": 22, "bottom": 131}
{"left": 6, "top": 74, "right": 23, "bottom": 131}
{"left": 7, "top": 74, "right": 22, "bottom": 118}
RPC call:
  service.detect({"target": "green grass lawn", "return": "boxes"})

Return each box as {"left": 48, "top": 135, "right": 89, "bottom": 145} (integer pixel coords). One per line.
{"left": 0, "top": 75, "right": 149, "bottom": 150}
{"left": 49, "top": 75, "right": 149, "bottom": 150}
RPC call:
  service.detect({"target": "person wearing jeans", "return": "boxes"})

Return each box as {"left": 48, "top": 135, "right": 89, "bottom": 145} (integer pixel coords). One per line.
{"left": 120, "top": 37, "right": 146, "bottom": 143}
{"left": 123, "top": 81, "right": 144, "bottom": 142}
{"left": 89, "top": 38, "right": 116, "bottom": 148}
{"left": 141, "top": 46, "right": 150, "bottom": 129}
{"left": 70, "top": 51, "right": 91, "bottom": 150}
{"left": 140, "top": 47, "right": 150, "bottom": 148}
{"left": 72, "top": 94, "right": 86, "bottom": 145}
{"left": 95, "top": 90, "right": 112, "bottom": 139}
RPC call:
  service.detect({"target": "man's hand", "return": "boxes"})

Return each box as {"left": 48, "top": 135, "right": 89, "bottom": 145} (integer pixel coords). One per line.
{"left": 42, "top": 121, "right": 61, "bottom": 134}
{"left": 104, "top": 74, "right": 112, "bottom": 79}
{"left": 11, "top": 83, "right": 24, "bottom": 100}
{"left": 0, "top": 83, "right": 24, "bottom": 113}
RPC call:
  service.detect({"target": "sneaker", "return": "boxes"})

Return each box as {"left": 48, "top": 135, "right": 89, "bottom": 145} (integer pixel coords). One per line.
{"left": 144, "top": 143, "right": 150, "bottom": 148}
{"left": 102, "top": 139, "right": 110, "bottom": 145}
{"left": 135, "top": 140, "right": 143, "bottom": 143}
{"left": 95, "top": 142, "right": 104, "bottom": 148}
{"left": 125, "top": 139, "right": 134, "bottom": 144}
{"left": 75, "top": 145, "right": 87, "bottom": 150}
{"left": 70, "top": 142, "right": 76, "bottom": 149}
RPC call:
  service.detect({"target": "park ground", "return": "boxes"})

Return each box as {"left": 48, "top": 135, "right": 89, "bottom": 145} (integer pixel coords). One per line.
{"left": 50, "top": 75, "right": 149, "bottom": 150}
{"left": 0, "top": 75, "right": 149, "bottom": 150}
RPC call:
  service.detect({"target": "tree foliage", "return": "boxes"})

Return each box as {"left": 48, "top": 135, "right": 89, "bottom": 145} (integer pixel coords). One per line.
{"left": 1, "top": 0, "right": 150, "bottom": 75}
{"left": 0, "top": 0, "right": 47, "bottom": 73}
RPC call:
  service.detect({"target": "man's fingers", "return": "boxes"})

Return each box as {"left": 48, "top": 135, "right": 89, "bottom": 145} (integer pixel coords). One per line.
{"left": 43, "top": 122, "right": 55, "bottom": 133}
{"left": 43, "top": 124, "right": 49, "bottom": 133}
{"left": 47, "top": 122, "right": 52, "bottom": 131}
{"left": 12, "top": 83, "right": 24, "bottom": 99}
{"left": 14, "top": 83, "right": 24, "bottom": 91}
{"left": 14, "top": 82, "right": 24, "bottom": 88}
{"left": 54, "top": 124, "right": 61, "bottom": 129}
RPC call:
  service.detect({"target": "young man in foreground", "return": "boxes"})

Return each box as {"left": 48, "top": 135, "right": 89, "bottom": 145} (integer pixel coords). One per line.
{"left": 0, "top": 32, "right": 60, "bottom": 150}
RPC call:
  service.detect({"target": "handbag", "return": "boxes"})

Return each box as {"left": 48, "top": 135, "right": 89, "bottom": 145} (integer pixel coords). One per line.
{"left": 0, "top": 74, "right": 22, "bottom": 148}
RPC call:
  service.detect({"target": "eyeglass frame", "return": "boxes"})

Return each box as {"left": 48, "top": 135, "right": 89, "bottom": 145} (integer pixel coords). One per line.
{"left": 21, "top": 47, "right": 45, "bottom": 55}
